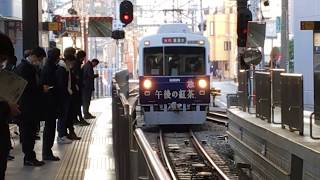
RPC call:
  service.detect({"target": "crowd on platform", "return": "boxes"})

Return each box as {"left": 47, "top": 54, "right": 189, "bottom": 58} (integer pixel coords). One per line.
{"left": 0, "top": 33, "right": 99, "bottom": 180}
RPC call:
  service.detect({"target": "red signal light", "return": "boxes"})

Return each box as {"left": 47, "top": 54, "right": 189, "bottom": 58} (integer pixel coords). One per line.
{"left": 120, "top": 0, "right": 133, "bottom": 26}
{"left": 123, "top": 14, "right": 129, "bottom": 21}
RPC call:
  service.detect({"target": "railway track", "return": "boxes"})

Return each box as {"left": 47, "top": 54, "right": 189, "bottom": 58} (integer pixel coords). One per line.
{"left": 207, "top": 111, "right": 229, "bottom": 127}
{"left": 158, "top": 128, "right": 236, "bottom": 180}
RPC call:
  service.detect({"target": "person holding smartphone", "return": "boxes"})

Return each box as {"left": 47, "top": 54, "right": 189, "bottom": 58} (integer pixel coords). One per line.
{"left": 40, "top": 48, "right": 61, "bottom": 161}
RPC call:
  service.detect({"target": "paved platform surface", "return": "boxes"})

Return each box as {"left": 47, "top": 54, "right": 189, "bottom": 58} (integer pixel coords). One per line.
{"left": 6, "top": 98, "right": 115, "bottom": 180}
{"left": 229, "top": 107, "right": 320, "bottom": 151}
{"left": 228, "top": 108, "right": 320, "bottom": 179}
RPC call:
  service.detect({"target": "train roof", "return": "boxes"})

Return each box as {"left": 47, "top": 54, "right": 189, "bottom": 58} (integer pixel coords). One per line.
{"left": 140, "top": 24, "right": 208, "bottom": 47}
{"left": 157, "top": 24, "right": 192, "bottom": 34}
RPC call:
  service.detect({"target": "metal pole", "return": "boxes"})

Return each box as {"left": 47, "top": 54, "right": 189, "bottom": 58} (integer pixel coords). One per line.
{"left": 200, "top": 0, "right": 204, "bottom": 33}
{"left": 191, "top": 7, "right": 195, "bottom": 32}
{"left": 172, "top": 0, "right": 175, "bottom": 22}
{"left": 22, "top": 0, "right": 40, "bottom": 50}
{"left": 281, "top": 0, "right": 289, "bottom": 71}
{"left": 116, "top": 40, "right": 119, "bottom": 71}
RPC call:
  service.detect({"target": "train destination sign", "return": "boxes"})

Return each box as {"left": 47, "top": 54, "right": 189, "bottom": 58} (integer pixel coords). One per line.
{"left": 162, "top": 37, "right": 186, "bottom": 44}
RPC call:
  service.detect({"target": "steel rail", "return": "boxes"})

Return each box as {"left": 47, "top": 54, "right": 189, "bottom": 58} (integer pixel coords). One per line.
{"left": 134, "top": 128, "right": 172, "bottom": 180}
{"left": 159, "top": 129, "right": 178, "bottom": 180}
{"left": 208, "top": 112, "right": 228, "bottom": 119}
{"left": 189, "top": 129, "right": 230, "bottom": 180}
{"left": 206, "top": 116, "right": 229, "bottom": 126}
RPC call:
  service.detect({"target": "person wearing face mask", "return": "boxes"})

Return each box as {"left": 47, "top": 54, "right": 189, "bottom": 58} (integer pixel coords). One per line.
{"left": 14, "top": 47, "right": 46, "bottom": 166}
{"left": 0, "top": 33, "right": 21, "bottom": 180}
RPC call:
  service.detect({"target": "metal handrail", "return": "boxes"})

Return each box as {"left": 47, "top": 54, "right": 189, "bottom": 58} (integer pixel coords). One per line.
{"left": 310, "top": 112, "right": 320, "bottom": 140}
{"left": 134, "top": 128, "right": 172, "bottom": 180}
{"left": 119, "top": 93, "right": 130, "bottom": 115}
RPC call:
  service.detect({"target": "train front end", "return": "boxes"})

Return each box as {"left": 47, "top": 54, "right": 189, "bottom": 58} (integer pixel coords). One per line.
{"left": 139, "top": 76, "right": 210, "bottom": 124}
{"left": 138, "top": 24, "right": 210, "bottom": 125}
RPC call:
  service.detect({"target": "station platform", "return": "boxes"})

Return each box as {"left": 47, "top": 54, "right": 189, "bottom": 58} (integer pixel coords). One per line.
{"left": 227, "top": 108, "right": 320, "bottom": 180}
{"left": 5, "top": 98, "right": 115, "bottom": 180}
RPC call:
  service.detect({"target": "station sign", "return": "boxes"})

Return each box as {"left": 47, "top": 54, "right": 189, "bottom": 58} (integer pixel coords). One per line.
{"left": 63, "top": 16, "right": 81, "bottom": 32}
{"left": 42, "top": 22, "right": 63, "bottom": 31}
{"left": 300, "top": 21, "right": 320, "bottom": 30}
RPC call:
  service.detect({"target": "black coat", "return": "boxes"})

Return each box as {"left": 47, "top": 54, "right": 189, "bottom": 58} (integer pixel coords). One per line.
{"left": 55, "top": 62, "right": 71, "bottom": 105}
{"left": 14, "top": 60, "right": 41, "bottom": 120}
{"left": 40, "top": 61, "right": 58, "bottom": 118}
{"left": 82, "top": 61, "right": 95, "bottom": 92}
{"left": 73, "top": 61, "right": 83, "bottom": 88}
{"left": 0, "top": 101, "right": 10, "bottom": 152}
{"left": 72, "top": 61, "right": 82, "bottom": 96}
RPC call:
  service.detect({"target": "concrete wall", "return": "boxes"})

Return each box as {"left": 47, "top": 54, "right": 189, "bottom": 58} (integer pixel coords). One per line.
{"left": 293, "top": 0, "right": 320, "bottom": 109}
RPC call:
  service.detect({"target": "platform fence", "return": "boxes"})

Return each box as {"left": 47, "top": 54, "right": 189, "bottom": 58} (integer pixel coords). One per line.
{"left": 112, "top": 71, "right": 170, "bottom": 180}
{"left": 235, "top": 69, "right": 311, "bottom": 137}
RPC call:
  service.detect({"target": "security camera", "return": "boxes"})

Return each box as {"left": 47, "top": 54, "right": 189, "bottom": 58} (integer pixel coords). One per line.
{"left": 263, "top": 0, "right": 270, "bottom": 6}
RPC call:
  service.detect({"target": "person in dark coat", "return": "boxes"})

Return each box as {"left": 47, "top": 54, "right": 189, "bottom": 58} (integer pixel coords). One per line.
{"left": 40, "top": 48, "right": 61, "bottom": 161}
{"left": 56, "top": 53, "right": 80, "bottom": 143}
{"left": 68, "top": 63, "right": 83, "bottom": 140}
{"left": 3, "top": 56, "right": 17, "bottom": 71}
{"left": 0, "top": 33, "right": 20, "bottom": 180}
{"left": 0, "top": 102, "right": 11, "bottom": 180}
{"left": 82, "top": 58, "right": 99, "bottom": 119}
{"left": 73, "top": 50, "right": 89, "bottom": 126}
{"left": 15, "top": 47, "right": 46, "bottom": 166}
{"left": 2, "top": 55, "right": 17, "bottom": 161}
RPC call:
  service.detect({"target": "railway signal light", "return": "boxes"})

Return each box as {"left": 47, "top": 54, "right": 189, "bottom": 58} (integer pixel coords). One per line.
{"left": 237, "top": 7, "right": 252, "bottom": 47}
{"left": 120, "top": 0, "right": 133, "bottom": 26}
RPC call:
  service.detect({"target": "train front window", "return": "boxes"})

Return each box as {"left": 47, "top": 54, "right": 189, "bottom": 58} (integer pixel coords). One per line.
{"left": 164, "top": 47, "right": 205, "bottom": 76}
{"left": 143, "top": 47, "right": 163, "bottom": 76}
{"left": 143, "top": 46, "right": 205, "bottom": 76}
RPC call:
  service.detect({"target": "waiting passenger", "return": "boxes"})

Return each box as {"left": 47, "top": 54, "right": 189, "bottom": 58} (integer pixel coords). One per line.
{"left": 1, "top": 55, "right": 17, "bottom": 161}
{"left": 0, "top": 33, "right": 21, "bottom": 179}
{"left": 82, "top": 58, "right": 99, "bottom": 119}
{"left": 56, "top": 53, "right": 80, "bottom": 143}
{"left": 15, "top": 47, "right": 47, "bottom": 166}
{"left": 40, "top": 48, "right": 61, "bottom": 161}
{"left": 73, "top": 50, "right": 90, "bottom": 126}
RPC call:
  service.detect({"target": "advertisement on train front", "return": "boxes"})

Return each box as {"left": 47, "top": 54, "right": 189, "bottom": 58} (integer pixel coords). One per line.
{"left": 139, "top": 76, "right": 210, "bottom": 104}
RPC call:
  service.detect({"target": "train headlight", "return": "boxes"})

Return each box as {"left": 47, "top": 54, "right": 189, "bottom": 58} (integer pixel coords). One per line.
{"left": 143, "top": 79, "right": 152, "bottom": 89}
{"left": 199, "top": 40, "right": 205, "bottom": 45}
{"left": 198, "top": 79, "right": 207, "bottom": 89}
{"left": 144, "top": 40, "right": 150, "bottom": 46}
